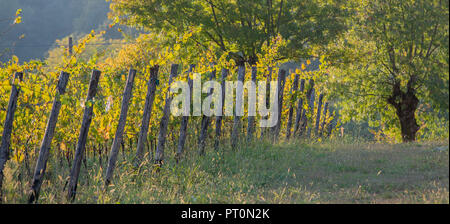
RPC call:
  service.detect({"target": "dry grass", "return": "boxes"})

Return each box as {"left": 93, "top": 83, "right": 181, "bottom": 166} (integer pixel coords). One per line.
{"left": 2, "top": 139, "right": 448, "bottom": 204}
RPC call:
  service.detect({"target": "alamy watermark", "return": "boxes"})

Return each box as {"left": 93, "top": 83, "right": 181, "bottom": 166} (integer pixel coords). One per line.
{"left": 170, "top": 73, "right": 279, "bottom": 128}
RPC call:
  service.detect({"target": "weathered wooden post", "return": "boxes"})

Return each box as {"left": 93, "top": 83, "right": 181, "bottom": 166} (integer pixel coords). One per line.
{"left": 105, "top": 68, "right": 136, "bottom": 186}
{"left": 246, "top": 66, "right": 257, "bottom": 140}
{"left": 68, "top": 37, "right": 73, "bottom": 56}
{"left": 293, "top": 79, "right": 305, "bottom": 136}
{"left": 29, "top": 71, "right": 70, "bottom": 203}
{"left": 326, "top": 108, "right": 334, "bottom": 137}
{"left": 260, "top": 67, "right": 273, "bottom": 140}
{"left": 172, "top": 64, "right": 195, "bottom": 163}
{"left": 286, "top": 73, "right": 299, "bottom": 139}
{"left": 154, "top": 64, "right": 179, "bottom": 164}
{"left": 320, "top": 102, "right": 329, "bottom": 137}
{"left": 0, "top": 72, "right": 23, "bottom": 202}
{"left": 231, "top": 64, "right": 245, "bottom": 149}
{"left": 298, "top": 79, "right": 314, "bottom": 137}
{"left": 314, "top": 93, "right": 324, "bottom": 136}
{"left": 198, "top": 68, "right": 216, "bottom": 156}
{"left": 306, "top": 88, "right": 316, "bottom": 138}
{"left": 134, "top": 66, "right": 159, "bottom": 165}
{"left": 214, "top": 68, "right": 229, "bottom": 150}
{"left": 271, "top": 69, "right": 286, "bottom": 141}
{"left": 66, "top": 70, "right": 101, "bottom": 201}
{"left": 328, "top": 109, "right": 339, "bottom": 137}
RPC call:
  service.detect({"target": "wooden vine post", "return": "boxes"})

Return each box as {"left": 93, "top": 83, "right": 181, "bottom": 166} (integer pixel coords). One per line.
{"left": 214, "top": 68, "right": 229, "bottom": 150}
{"left": 293, "top": 79, "right": 305, "bottom": 135}
{"left": 298, "top": 79, "right": 314, "bottom": 137}
{"left": 105, "top": 68, "right": 136, "bottom": 186}
{"left": 328, "top": 109, "right": 339, "bottom": 137}
{"left": 66, "top": 70, "right": 101, "bottom": 201}
{"left": 29, "top": 71, "right": 70, "bottom": 203}
{"left": 154, "top": 64, "right": 179, "bottom": 164}
{"left": 172, "top": 64, "right": 195, "bottom": 163}
{"left": 271, "top": 69, "right": 286, "bottom": 140}
{"left": 326, "top": 108, "right": 333, "bottom": 137}
{"left": 154, "top": 65, "right": 179, "bottom": 164}
{"left": 198, "top": 67, "right": 216, "bottom": 156}
{"left": 231, "top": 65, "right": 245, "bottom": 149}
{"left": 314, "top": 93, "right": 324, "bottom": 136}
{"left": 286, "top": 73, "right": 299, "bottom": 139}
{"left": 0, "top": 72, "right": 23, "bottom": 202}
{"left": 320, "top": 102, "right": 329, "bottom": 137}
{"left": 260, "top": 67, "right": 273, "bottom": 140}
{"left": 134, "top": 66, "right": 159, "bottom": 165}
{"left": 246, "top": 66, "right": 257, "bottom": 140}
{"left": 306, "top": 88, "right": 316, "bottom": 138}
{"left": 68, "top": 37, "right": 73, "bottom": 56}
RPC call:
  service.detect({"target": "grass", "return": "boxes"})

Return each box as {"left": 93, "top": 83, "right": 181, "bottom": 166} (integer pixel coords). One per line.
{"left": 2, "top": 138, "right": 449, "bottom": 204}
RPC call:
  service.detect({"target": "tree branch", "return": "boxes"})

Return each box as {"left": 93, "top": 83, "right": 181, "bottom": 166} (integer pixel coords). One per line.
{"left": 275, "top": 0, "right": 284, "bottom": 34}
{"left": 206, "top": 0, "right": 227, "bottom": 51}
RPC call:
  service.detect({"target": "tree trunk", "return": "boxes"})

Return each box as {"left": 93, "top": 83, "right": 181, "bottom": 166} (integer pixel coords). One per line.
{"left": 388, "top": 81, "right": 419, "bottom": 142}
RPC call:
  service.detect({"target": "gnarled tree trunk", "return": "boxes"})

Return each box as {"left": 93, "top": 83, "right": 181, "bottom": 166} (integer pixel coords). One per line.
{"left": 387, "top": 80, "right": 420, "bottom": 142}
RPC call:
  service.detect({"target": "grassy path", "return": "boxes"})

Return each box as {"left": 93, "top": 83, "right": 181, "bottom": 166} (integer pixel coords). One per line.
{"left": 3, "top": 140, "right": 449, "bottom": 203}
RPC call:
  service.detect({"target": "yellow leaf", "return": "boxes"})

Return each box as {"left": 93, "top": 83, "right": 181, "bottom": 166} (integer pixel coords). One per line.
{"left": 12, "top": 150, "right": 24, "bottom": 162}
{"left": 13, "top": 16, "right": 22, "bottom": 24}
{"left": 174, "top": 44, "right": 181, "bottom": 51}
{"left": 12, "top": 55, "right": 19, "bottom": 64}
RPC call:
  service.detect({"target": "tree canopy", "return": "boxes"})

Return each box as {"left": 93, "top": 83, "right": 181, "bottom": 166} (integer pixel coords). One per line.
{"left": 109, "top": 0, "right": 348, "bottom": 64}
{"left": 326, "top": 0, "right": 449, "bottom": 142}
